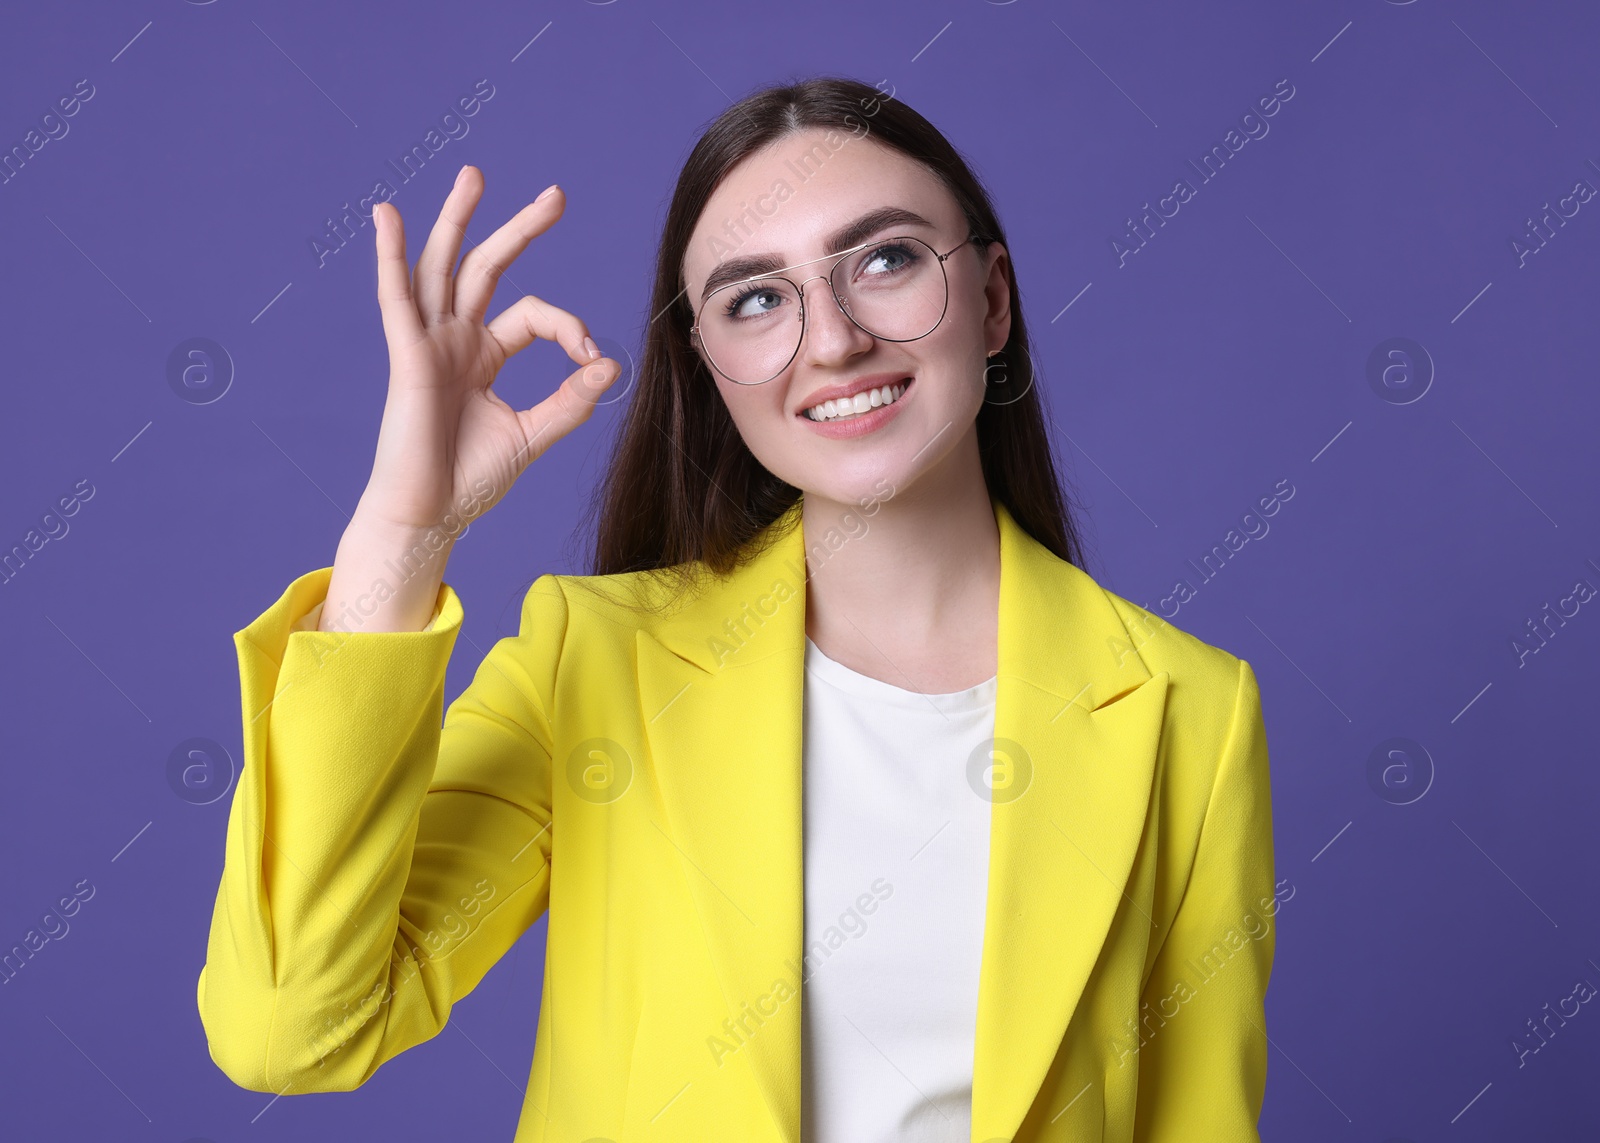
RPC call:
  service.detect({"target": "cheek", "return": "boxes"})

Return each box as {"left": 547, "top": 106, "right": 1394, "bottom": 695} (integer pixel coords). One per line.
{"left": 922, "top": 286, "right": 986, "bottom": 355}
{"left": 716, "top": 383, "right": 788, "bottom": 443}
{"left": 917, "top": 323, "right": 987, "bottom": 402}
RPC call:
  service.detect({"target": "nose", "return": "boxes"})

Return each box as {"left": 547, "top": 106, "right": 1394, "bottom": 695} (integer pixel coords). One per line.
{"left": 795, "top": 273, "right": 873, "bottom": 366}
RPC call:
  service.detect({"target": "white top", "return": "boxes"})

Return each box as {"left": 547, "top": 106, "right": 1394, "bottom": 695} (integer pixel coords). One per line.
{"left": 800, "top": 635, "right": 997, "bottom": 1143}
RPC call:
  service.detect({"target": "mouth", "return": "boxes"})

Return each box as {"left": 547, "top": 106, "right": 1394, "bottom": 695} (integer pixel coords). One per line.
{"left": 799, "top": 376, "right": 913, "bottom": 424}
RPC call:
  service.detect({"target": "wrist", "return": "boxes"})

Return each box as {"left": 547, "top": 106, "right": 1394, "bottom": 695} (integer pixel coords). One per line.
{"left": 347, "top": 502, "right": 461, "bottom": 551}
{"left": 339, "top": 511, "right": 457, "bottom": 575}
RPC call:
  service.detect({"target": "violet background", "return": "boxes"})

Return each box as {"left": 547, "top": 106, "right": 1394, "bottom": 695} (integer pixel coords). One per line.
{"left": 1, "top": 1, "right": 1597, "bottom": 1140}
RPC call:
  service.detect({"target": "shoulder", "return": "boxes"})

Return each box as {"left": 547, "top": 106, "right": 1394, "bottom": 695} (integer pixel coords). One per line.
{"left": 1097, "top": 583, "right": 1260, "bottom": 759}
{"left": 1104, "top": 588, "right": 1242, "bottom": 686}
{"left": 477, "top": 567, "right": 693, "bottom": 716}
{"left": 514, "top": 564, "right": 700, "bottom": 642}
{"left": 1092, "top": 584, "right": 1273, "bottom": 881}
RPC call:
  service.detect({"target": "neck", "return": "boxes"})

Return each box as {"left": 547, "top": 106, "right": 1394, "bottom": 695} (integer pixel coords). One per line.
{"left": 798, "top": 435, "right": 1000, "bottom": 692}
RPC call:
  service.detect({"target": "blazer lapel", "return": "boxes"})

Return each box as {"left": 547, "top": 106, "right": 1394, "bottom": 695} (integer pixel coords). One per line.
{"left": 633, "top": 496, "right": 1167, "bottom": 1143}
{"left": 970, "top": 500, "right": 1169, "bottom": 1141}
{"left": 635, "top": 505, "right": 812, "bottom": 1141}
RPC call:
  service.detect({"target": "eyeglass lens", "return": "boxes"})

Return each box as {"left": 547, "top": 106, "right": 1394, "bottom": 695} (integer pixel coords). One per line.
{"left": 697, "top": 236, "right": 951, "bottom": 385}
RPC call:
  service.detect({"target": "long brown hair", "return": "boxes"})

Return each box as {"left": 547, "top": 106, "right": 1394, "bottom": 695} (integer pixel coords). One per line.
{"left": 584, "top": 74, "right": 1087, "bottom": 597}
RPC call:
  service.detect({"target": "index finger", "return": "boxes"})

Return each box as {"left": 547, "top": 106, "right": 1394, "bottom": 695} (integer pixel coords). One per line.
{"left": 374, "top": 203, "right": 425, "bottom": 347}
{"left": 453, "top": 184, "right": 564, "bottom": 324}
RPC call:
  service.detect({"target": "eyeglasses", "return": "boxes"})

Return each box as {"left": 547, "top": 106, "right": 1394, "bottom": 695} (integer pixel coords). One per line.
{"left": 690, "top": 232, "right": 983, "bottom": 386}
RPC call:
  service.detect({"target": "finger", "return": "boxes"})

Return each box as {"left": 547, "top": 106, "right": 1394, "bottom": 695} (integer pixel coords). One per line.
{"left": 510, "top": 356, "right": 623, "bottom": 470}
{"left": 412, "top": 165, "right": 483, "bottom": 325}
{"left": 484, "top": 292, "right": 597, "bottom": 366}
{"left": 374, "top": 203, "right": 424, "bottom": 347}
{"left": 454, "top": 185, "right": 564, "bottom": 324}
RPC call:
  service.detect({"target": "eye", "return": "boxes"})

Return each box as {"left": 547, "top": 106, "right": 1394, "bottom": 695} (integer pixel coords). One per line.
{"left": 858, "top": 241, "right": 918, "bottom": 278}
{"left": 721, "top": 284, "right": 787, "bottom": 320}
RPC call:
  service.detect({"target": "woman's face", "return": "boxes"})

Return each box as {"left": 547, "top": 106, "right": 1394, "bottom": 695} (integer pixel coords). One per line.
{"left": 681, "top": 127, "right": 1011, "bottom": 509}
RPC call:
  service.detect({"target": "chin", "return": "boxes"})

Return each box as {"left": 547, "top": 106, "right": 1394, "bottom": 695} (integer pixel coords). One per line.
{"left": 790, "top": 467, "right": 904, "bottom": 513}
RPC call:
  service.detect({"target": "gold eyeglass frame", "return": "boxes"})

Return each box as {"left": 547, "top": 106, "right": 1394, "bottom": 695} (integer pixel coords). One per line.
{"left": 689, "top": 231, "right": 985, "bottom": 386}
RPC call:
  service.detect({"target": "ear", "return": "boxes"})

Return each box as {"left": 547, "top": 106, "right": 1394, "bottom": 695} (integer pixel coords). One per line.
{"left": 681, "top": 291, "right": 709, "bottom": 367}
{"left": 688, "top": 323, "right": 715, "bottom": 376}
{"left": 982, "top": 242, "right": 1013, "bottom": 354}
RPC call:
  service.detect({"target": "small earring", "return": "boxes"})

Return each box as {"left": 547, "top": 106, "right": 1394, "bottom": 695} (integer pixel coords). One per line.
{"left": 987, "top": 349, "right": 1001, "bottom": 358}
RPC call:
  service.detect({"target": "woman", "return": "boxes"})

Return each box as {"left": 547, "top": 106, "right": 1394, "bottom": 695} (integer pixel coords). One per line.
{"left": 197, "top": 76, "right": 1278, "bottom": 1143}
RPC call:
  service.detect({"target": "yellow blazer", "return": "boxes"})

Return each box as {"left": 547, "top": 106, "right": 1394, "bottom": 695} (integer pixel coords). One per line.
{"left": 197, "top": 495, "right": 1278, "bottom": 1142}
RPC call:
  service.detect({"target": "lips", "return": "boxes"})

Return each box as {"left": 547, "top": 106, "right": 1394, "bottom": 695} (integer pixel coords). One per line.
{"left": 796, "top": 373, "right": 914, "bottom": 419}
{"left": 803, "top": 378, "right": 911, "bottom": 422}
{"left": 797, "top": 376, "right": 915, "bottom": 438}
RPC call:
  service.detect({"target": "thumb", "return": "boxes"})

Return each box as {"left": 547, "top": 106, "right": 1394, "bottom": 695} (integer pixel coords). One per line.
{"left": 511, "top": 356, "right": 624, "bottom": 468}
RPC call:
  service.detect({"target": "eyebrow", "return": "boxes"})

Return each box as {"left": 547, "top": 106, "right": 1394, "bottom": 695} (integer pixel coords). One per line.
{"left": 697, "top": 205, "right": 938, "bottom": 301}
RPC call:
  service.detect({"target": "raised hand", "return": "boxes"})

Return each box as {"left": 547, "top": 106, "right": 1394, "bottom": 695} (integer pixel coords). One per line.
{"left": 318, "top": 166, "right": 621, "bottom": 634}
{"left": 361, "top": 165, "right": 622, "bottom": 534}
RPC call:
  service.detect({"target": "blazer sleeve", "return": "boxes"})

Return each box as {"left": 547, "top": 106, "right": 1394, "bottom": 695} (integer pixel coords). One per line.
{"left": 195, "top": 566, "right": 568, "bottom": 1094}
{"left": 1131, "top": 657, "right": 1278, "bottom": 1142}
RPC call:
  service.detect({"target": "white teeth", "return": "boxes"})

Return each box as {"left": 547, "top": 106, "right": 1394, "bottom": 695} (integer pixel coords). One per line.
{"left": 805, "top": 382, "right": 908, "bottom": 422}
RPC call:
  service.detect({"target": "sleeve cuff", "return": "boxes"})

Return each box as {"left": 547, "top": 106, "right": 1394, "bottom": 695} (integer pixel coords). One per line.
{"left": 282, "top": 570, "right": 451, "bottom": 635}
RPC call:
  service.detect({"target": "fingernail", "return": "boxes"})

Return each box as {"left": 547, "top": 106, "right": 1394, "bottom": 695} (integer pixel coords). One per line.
{"left": 536, "top": 183, "right": 560, "bottom": 202}
{"left": 455, "top": 165, "right": 469, "bottom": 189}
{"left": 582, "top": 336, "right": 600, "bottom": 361}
